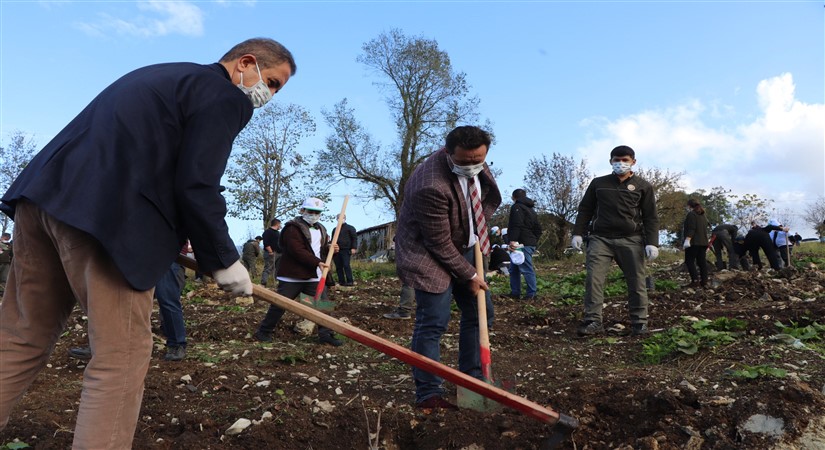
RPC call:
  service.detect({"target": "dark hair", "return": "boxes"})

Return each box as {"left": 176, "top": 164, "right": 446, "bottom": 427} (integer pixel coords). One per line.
{"left": 270, "top": 218, "right": 281, "bottom": 226}
{"left": 220, "top": 38, "right": 297, "bottom": 75}
{"left": 610, "top": 145, "right": 635, "bottom": 159}
{"left": 445, "top": 126, "right": 491, "bottom": 154}
{"left": 255, "top": 236, "right": 263, "bottom": 240}
{"left": 687, "top": 198, "right": 705, "bottom": 215}
{"left": 512, "top": 188, "right": 526, "bottom": 200}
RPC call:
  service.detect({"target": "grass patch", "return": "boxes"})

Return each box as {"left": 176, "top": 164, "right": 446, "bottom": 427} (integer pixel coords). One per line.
{"left": 217, "top": 305, "right": 247, "bottom": 313}
{"left": 350, "top": 261, "right": 397, "bottom": 281}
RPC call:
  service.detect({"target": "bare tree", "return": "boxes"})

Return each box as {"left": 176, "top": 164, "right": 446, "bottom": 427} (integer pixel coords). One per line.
{"left": 225, "top": 103, "right": 322, "bottom": 228}
{"left": 802, "top": 196, "right": 825, "bottom": 237}
{"left": 317, "top": 29, "right": 486, "bottom": 219}
{"left": 523, "top": 153, "right": 590, "bottom": 257}
{"left": 526, "top": 153, "right": 590, "bottom": 223}
{"left": 0, "top": 130, "right": 38, "bottom": 233}
{"left": 771, "top": 207, "right": 796, "bottom": 230}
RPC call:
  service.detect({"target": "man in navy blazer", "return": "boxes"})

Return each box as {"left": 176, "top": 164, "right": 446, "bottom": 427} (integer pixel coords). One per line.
{"left": 0, "top": 38, "right": 295, "bottom": 448}
{"left": 395, "top": 125, "right": 501, "bottom": 409}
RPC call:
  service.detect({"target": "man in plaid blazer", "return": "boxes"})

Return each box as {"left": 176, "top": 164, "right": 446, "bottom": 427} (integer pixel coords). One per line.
{"left": 395, "top": 125, "right": 501, "bottom": 409}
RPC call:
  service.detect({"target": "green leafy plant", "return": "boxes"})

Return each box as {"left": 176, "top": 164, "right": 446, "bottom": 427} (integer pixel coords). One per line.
{"left": 279, "top": 351, "right": 308, "bottom": 365}
{"left": 653, "top": 279, "right": 679, "bottom": 291}
{"left": 524, "top": 304, "right": 549, "bottom": 319}
{"left": 1, "top": 441, "right": 31, "bottom": 450}
{"left": 727, "top": 364, "right": 787, "bottom": 380}
{"left": 693, "top": 317, "right": 748, "bottom": 332}
{"left": 775, "top": 320, "right": 824, "bottom": 342}
{"left": 640, "top": 324, "right": 738, "bottom": 364}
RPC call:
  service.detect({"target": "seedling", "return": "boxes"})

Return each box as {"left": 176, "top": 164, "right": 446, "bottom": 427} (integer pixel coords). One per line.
{"left": 726, "top": 364, "right": 787, "bottom": 380}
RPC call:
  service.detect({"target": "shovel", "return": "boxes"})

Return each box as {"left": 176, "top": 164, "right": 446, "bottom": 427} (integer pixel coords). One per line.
{"left": 311, "top": 195, "right": 350, "bottom": 310}
{"left": 457, "top": 241, "right": 514, "bottom": 412}
{"left": 176, "top": 254, "right": 578, "bottom": 447}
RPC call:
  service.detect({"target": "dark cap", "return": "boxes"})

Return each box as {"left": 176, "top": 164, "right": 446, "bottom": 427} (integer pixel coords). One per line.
{"left": 610, "top": 145, "right": 635, "bottom": 159}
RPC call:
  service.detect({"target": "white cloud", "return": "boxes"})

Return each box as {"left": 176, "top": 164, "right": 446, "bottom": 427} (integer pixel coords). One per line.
{"left": 576, "top": 73, "right": 825, "bottom": 234}
{"left": 75, "top": 1, "right": 204, "bottom": 38}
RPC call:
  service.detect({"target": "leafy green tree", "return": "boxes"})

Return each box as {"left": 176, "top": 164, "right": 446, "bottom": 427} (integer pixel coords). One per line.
{"left": 225, "top": 103, "right": 323, "bottom": 228}
{"left": 317, "top": 29, "right": 487, "bottom": 219}
{"left": 634, "top": 167, "right": 685, "bottom": 244}
{"left": 0, "top": 130, "right": 38, "bottom": 233}
{"left": 729, "top": 193, "right": 772, "bottom": 231}
{"left": 692, "top": 186, "right": 733, "bottom": 227}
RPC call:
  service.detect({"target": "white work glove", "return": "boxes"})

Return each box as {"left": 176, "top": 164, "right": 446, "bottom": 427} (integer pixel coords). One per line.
{"left": 571, "top": 235, "right": 583, "bottom": 250}
{"left": 683, "top": 238, "right": 691, "bottom": 249}
{"left": 212, "top": 260, "right": 253, "bottom": 296}
{"left": 645, "top": 245, "right": 659, "bottom": 261}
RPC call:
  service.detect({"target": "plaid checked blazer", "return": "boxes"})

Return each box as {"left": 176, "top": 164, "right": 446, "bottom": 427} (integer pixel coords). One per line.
{"left": 395, "top": 148, "right": 501, "bottom": 293}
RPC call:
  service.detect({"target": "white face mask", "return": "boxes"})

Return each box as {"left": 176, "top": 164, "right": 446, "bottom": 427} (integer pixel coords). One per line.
{"left": 449, "top": 157, "right": 485, "bottom": 178}
{"left": 302, "top": 212, "right": 321, "bottom": 225}
{"left": 611, "top": 161, "right": 632, "bottom": 175}
{"left": 237, "top": 62, "right": 272, "bottom": 109}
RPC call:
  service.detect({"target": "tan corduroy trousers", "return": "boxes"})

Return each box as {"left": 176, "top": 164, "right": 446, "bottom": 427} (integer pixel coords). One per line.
{"left": 0, "top": 200, "right": 154, "bottom": 449}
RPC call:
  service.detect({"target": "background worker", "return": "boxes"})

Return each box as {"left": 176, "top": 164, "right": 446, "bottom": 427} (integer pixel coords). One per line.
{"left": 260, "top": 218, "right": 282, "bottom": 287}
{"left": 253, "top": 198, "right": 343, "bottom": 347}
{"left": 744, "top": 219, "right": 784, "bottom": 270}
{"left": 571, "top": 145, "right": 659, "bottom": 337}
{"left": 506, "top": 188, "right": 542, "bottom": 300}
{"left": 682, "top": 199, "right": 710, "bottom": 288}
{"left": 711, "top": 223, "right": 740, "bottom": 270}
{"left": 242, "top": 236, "right": 263, "bottom": 279}
{"left": 333, "top": 214, "right": 358, "bottom": 286}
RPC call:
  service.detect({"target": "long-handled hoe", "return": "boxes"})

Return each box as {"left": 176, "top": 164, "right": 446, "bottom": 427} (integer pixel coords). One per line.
{"left": 456, "top": 241, "right": 515, "bottom": 412}
{"left": 177, "top": 254, "right": 578, "bottom": 448}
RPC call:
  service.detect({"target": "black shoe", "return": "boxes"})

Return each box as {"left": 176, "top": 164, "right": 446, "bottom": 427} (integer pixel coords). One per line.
{"left": 504, "top": 293, "right": 521, "bottom": 300}
{"left": 253, "top": 330, "right": 273, "bottom": 342}
{"left": 68, "top": 346, "right": 92, "bottom": 361}
{"left": 164, "top": 345, "right": 186, "bottom": 361}
{"left": 319, "top": 334, "right": 343, "bottom": 347}
{"left": 415, "top": 396, "right": 458, "bottom": 410}
{"left": 576, "top": 321, "right": 604, "bottom": 337}
{"left": 383, "top": 311, "right": 411, "bottom": 320}
{"left": 631, "top": 323, "right": 649, "bottom": 336}
{"left": 522, "top": 295, "right": 536, "bottom": 300}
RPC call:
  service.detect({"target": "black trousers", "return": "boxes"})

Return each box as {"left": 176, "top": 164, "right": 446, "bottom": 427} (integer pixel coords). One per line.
{"left": 257, "top": 280, "right": 334, "bottom": 338}
{"left": 333, "top": 249, "right": 353, "bottom": 284}
{"left": 685, "top": 246, "right": 708, "bottom": 283}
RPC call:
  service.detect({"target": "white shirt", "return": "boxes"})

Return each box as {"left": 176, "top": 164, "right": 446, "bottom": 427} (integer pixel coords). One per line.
{"left": 278, "top": 227, "right": 323, "bottom": 282}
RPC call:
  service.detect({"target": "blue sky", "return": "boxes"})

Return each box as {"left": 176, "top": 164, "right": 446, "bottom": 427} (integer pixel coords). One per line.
{"left": 1, "top": 1, "right": 823, "bottom": 244}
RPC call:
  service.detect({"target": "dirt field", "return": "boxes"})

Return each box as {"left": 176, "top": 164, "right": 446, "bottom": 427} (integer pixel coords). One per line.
{"left": 2, "top": 246, "right": 824, "bottom": 450}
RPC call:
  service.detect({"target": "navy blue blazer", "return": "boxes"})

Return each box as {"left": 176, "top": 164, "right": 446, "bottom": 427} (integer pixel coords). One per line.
{"left": 1, "top": 62, "right": 253, "bottom": 290}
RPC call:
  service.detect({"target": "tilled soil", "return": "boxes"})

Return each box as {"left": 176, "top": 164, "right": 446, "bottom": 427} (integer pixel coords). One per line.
{"left": 1, "top": 251, "right": 824, "bottom": 450}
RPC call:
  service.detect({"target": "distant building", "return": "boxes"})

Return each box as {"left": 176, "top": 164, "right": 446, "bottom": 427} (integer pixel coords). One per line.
{"left": 356, "top": 221, "right": 396, "bottom": 260}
